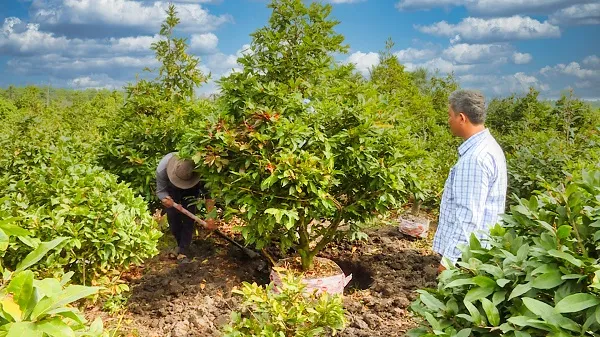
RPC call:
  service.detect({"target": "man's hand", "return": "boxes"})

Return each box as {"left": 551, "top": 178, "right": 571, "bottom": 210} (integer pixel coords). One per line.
{"left": 438, "top": 264, "right": 446, "bottom": 274}
{"left": 161, "top": 196, "right": 174, "bottom": 208}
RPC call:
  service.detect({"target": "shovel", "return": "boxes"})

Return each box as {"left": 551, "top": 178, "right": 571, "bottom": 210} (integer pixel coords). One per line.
{"left": 171, "top": 202, "right": 259, "bottom": 259}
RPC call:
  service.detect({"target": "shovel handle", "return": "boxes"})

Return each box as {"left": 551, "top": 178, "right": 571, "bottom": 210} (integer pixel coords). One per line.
{"left": 172, "top": 202, "right": 208, "bottom": 227}
{"left": 171, "top": 202, "right": 259, "bottom": 259}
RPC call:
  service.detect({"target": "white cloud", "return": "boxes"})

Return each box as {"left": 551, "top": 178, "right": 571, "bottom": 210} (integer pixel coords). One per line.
{"left": 206, "top": 52, "right": 239, "bottom": 72}
{"left": 393, "top": 47, "right": 438, "bottom": 62}
{"left": 108, "top": 35, "right": 160, "bottom": 54}
{"left": 512, "top": 52, "right": 532, "bottom": 64}
{"left": 190, "top": 33, "right": 218, "bottom": 53}
{"left": 417, "top": 16, "right": 561, "bottom": 43}
{"left": 8, "top": 54, "right": 158, "bottom": 77}
{"left": 442, "top": 43, "right": 512, "bottom": 64}
{"left": 459, "top": 72, "right": 549, "bottom": 96}
{"left": 404, "top": 57, "right": 474, "bottom": 74}
{"left": 549, "top": 3, "right": 600, "bottom": 25}
{"left": 30, "top": 0, "right": 232, "bottom": 37}
{"left": 345, "top": 51, "right": 379, "bottom": 76}
{"left": 396, "top": 0, "right": 592, "bottom": 16}
{"left": 0, "top": 17, "right": 69, "bottom": 55}
{"left": 69, "top": 73, "right": 123, "bottom": 89}
{"left": 583, "top": 55, "right": 600, "bottom": 67}
{"left": 541, "top": 62, "right": 599, "bottom": 79}
{"left": 1, "top": 17, "right": 162, "bottom": 57}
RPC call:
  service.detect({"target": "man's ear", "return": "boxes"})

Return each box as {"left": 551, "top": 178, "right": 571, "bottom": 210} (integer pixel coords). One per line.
{"left": 459, "top": 112, "right": 468, "bottom": 124}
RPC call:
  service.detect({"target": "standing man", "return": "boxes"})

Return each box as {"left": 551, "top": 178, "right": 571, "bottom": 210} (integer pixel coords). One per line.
{"left": 156, "top": 152, "right": 216, "bottom": 259}
{"left": 433, "top": 90, "right": 507, "bottom": 272}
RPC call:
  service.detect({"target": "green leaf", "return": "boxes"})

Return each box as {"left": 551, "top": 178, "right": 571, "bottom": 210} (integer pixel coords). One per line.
{"left": 7, "top": 271, "right": 34, "bottom": 311}
{"left": 556, "top": 225, "right": 572, "bottom": 239}
{"left": 33, "top": 279, "right": 62, "bottom": 298}
{"left": 418, "top": 292, "right": 446, "bottom": 311}
{"left": 463, "top": 300, "right": 482, "bottom": 324}
{"left": 536, "top": 220, "right": 556, "bottom": 235}
{"left": 465, "top": 286, "right": 494, "bottom": 303}
{"left": 46, "top": 308, "right": 85, "bottom": 325}
{"left": 6, "top": 322, "right": 41, "bottom": 337}
{"left": 31, "top": 285, "right": 99, "bottom": 320}
{"left": 532, "top": 271, "right": 565, "bottom": 290}
{"left": 423, "top": 312, "right": 441, "bottom": 331}
{"left": 522, "top": 297, "right": 555, "bottom": 320}
{"left": 454, "top": 328, "right": 471, "bottom": 337}
{"left": 496, "top": 279, "right": 510, "bottom": 287}
{"left": 548, "top": 250, "right": 583, "bottom": 267}
{"left": 37, "top": 317, "right": 75, "bottom": 337}
{"left": 469, "top": 234, "right": 481, "bottom": 250}
{"left": 59, "top": 272, "right": 74, "bottom": 287}
{"left": 509, "top": 283, "right": 532, "bottom": 300}
{"left": 0, "top": 229, "right": 9, "bottom": 251}
{"left": 516, "top": 244, "right": 529, "bottom": 261}
{"left": 478, "top": 264, "right": 504, "bottom": 279}
{"left": 0, "top": 221, "right": 30, "bottom": 237}
{"left": 15, "top": 237, "right": 68, "bottom": 273}
{"left": 555, "top": 293, "right": 600, "bottom": 313}
{"left": 492, "top": 291, "right": 507, "bottom": 306}
{"left": 445, "top": 278, "right": 475, "bottom": 288}
{"left": 473, "top": 276, "right": 497, "bottom": 289}
{"left": 481, "top": 298, "right": 500, "bottom": 326}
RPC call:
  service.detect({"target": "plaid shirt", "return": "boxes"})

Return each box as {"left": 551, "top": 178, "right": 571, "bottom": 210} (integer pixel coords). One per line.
{"left": 433, "top": 129, "right": 507, "bottom": 264}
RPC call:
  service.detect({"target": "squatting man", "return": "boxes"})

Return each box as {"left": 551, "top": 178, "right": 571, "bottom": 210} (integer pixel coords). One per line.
{"left": 433, "top": 90, "right": 508, "bottom": 273}
{"left": 156, "top": 152, "right": 217, "bottom": 260}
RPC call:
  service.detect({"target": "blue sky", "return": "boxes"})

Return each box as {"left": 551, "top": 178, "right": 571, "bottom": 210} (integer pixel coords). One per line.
{"left": 0, "top": 0, "right": 599, "bottom": 99}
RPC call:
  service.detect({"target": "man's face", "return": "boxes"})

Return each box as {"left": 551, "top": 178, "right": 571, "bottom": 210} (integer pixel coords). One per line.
{"left": 447, "top": 105, "right": 462, "bottom": 137}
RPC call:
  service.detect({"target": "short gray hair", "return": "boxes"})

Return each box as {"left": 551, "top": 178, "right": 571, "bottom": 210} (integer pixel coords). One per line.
{"left": 449, "top": 90, "right": 486, "bottom": 124}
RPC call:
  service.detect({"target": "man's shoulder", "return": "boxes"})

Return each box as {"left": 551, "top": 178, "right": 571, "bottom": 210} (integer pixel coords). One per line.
{"left": 157, "top": 152, "right": 176, "bottom": 172}
{"left": 458, "top": 140, "right": 504, "bottom": 170}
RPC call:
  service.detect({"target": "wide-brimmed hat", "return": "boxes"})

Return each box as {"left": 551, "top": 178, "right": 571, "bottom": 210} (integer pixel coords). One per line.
{"left": 166, "top": 154, "right": 201, "bottom": 189}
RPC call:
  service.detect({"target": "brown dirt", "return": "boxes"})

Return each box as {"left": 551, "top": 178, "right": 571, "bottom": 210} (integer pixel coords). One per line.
{"left": 94, "top": 222, "right": 440, "bottom": 337}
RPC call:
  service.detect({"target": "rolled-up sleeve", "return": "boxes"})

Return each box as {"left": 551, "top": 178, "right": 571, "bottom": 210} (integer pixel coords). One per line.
{"left": 441, "top": 159, "right": 490, "bottom": 263}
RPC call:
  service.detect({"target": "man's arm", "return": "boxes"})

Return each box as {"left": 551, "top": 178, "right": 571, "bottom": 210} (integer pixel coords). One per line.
{"left": 156, "top": 168, "right": 173, "bottom": 207}
{"left": 440, "top": 159, "right": 490, "bottom": 264}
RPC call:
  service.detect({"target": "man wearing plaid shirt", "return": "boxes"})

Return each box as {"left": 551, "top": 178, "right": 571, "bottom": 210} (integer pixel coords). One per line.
{"left": 433, "top": 90, "right": 507, "bottom": 273}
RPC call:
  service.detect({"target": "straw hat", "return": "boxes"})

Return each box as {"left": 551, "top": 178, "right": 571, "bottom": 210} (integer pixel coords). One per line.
{"left": 166, "top": 154, "right": 201, "bottom": 189}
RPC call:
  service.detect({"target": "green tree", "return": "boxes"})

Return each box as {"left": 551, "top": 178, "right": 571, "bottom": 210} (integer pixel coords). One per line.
{"left": 181, "top": 0, "right": 414, "bottom": 270}
{"left": 99, "top": 4, "right": 210, "bottom": 203}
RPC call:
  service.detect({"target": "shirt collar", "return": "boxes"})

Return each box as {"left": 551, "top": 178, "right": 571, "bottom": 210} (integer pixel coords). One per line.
{"left": 458, "top": 129, "right": 489, "bottom": 156}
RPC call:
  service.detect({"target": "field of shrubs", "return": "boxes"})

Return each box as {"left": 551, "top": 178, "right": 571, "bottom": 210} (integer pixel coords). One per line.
{"left": 0, "top": 0, "right": 598, "bottom": 336}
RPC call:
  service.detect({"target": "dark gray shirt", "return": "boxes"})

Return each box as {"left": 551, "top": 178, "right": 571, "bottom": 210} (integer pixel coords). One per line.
{"left": 156, "top": 152, "right": 176, "bottom": 200}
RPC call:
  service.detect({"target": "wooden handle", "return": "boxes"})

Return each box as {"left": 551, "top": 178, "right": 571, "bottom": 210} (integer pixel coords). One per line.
{"left": 172, "top": 202, "right": 208, "bottom": 227}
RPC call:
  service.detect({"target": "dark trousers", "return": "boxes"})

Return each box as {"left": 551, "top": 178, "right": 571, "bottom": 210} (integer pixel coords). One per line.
{"left": 165, "top": 183, "right": 204, "bottom": 254}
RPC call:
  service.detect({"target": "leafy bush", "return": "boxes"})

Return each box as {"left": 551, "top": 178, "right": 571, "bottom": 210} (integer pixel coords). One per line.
{"left": 0, "top": 104, "right": 161, "bottom": 285}
{"left": 487, "top": 89, "right": 600, "bottom": 202}
{"left": 180, "top": 0, "right": 415, "bottom": 270}
{"left": 408, "top": 171, "right": 600, "bottom": 337}
{"left": 0, "top": 217, "right": 104, "bottom": 337}
{"left": 223, "top": 272, "right": 345, "bottom": 337}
